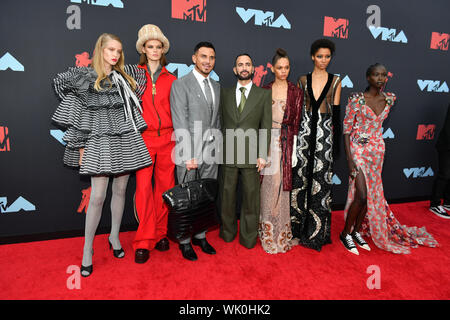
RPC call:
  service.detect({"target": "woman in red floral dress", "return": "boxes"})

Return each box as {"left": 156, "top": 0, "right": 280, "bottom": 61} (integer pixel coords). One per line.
{"left": 340, "top": 63, "right": 439, "bottom": 255}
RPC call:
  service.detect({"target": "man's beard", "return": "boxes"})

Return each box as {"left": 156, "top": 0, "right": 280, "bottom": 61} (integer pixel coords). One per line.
{"left": 235, "top": 71, "right": 254, "bottom": 81}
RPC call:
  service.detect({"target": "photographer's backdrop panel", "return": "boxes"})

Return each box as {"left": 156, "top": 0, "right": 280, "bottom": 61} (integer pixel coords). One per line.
{"left": 0, "top": 0, "right": 449, "bottom": 240}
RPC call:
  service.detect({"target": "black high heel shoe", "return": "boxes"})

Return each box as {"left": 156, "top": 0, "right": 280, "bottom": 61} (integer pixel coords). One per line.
{"left": 81, "top": 249, "right": 94, "bottom": 277}
{"left": 108, "top": 239, "right": 125, "bottom": 258}
{"left": 80, "top": 264, "right": 93, "bottom": 277}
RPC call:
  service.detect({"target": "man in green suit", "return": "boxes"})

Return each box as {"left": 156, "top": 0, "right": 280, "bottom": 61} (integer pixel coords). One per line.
{"left": 219, "top": 53, "right": 272, "bottom": 248}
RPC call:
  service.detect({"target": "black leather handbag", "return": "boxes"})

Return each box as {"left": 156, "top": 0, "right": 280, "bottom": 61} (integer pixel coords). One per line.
{"left": 162, "top": 169, "right": 219, "bottom": 242}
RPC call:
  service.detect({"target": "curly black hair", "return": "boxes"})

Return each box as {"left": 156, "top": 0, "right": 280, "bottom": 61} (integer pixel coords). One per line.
{"left": 310, "top": 39, "right": 336, "bottom": 56}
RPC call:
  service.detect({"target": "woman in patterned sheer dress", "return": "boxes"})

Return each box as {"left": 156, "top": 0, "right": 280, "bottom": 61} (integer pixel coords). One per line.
{"left": 341, "top": 63, "right": 439, "bottom": 255}
{"left": 290, "top": 39, "right": 342, "bottom": 252}
{"left": 259, "top": 48, "right": 303, "bottom": 254}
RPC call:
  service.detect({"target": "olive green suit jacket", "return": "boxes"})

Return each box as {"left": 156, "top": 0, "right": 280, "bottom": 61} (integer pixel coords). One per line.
{"left": 220, "top": 84, "right": 272, "bottom": 168}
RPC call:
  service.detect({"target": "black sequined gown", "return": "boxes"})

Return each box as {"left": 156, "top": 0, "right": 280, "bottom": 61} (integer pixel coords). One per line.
{"left": 290, "top": 73, "right": 341, "bottom": 251}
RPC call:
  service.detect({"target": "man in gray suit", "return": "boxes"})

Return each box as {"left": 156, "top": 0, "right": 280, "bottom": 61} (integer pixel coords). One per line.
{"left": 170, "top": 42, "right": 221, "bottom": 261}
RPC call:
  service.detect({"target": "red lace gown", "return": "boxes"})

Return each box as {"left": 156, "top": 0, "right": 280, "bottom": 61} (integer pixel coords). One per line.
{"left": 342, "top": 92, "right": 439, "bottom": 254}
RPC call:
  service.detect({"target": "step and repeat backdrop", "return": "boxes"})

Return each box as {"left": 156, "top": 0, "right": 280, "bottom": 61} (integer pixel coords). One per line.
{"left": 0, "top": 0, "right": 449, "bottom": 240}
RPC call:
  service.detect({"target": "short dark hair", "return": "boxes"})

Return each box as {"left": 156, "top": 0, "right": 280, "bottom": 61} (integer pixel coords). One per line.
{"left": 194, "top": 41, "right": 215, "bottom": 53}
{"left": 234, "top": 53, "right": 253, "bottom": 66}
{"left": 310, "top": 39, "right": 336, "bottom": 56}
{"left": 366, "top": 63, "right": 386, "bottom": 77}
{"left": 365, "top": 63, "right": 387, "bottom": 91}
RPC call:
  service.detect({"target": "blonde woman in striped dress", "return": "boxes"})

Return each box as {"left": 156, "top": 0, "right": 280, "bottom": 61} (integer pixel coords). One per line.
{"left": 52, "top": 33, "right": 152, "bottom": 277}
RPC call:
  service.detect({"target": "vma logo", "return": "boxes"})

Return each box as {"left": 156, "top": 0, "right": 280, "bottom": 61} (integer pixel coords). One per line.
{"left": 403, "top": 167, "right": 434, "bottom": 178}
{"left": 417, "top": 80, "right": 449, "bottom": 93}
{"left": 323, "top": 16, "right": 349, "bottom": 39}
{"left": 417, "top": 124, "right": 435, "bottom": 140}
{"left": 172, "top": 0, "right": 207, "bottom": 22}
{"left": 50, "top": 129, "right": 67, "bottom": 146}
{"left": 0, "top": 196, "right": 36, "bottom": 213}
{"left": 0, "top": 52, "right": 24, "bottom": 71}
{"left": 430, "top": 32, "right": 449, "bottom": 51}
{"left": 381, "top": 127, "right": 395, "bottom": 139}
{"left": 332, "top": 174, "right": 341, "bottom": 185}
{"left": 0, "top": 126, "right": 10, "bottom": 151}
{"left": 335, "top": 74, "right": 353, "bottom": 88}
{"left": 166, "top": 63, "right": 219, "bottom": 81}
{"left": 253, "top": 62, "right": 272, "bottom": 87}
{"left": 70, "top": 0, "right": 123, "bottom": 8}
{"left": 236, "top": 7, "right": 291, "bottom": 29}
{"left": 368, "top": 26, "right": 407, "bottom": 43}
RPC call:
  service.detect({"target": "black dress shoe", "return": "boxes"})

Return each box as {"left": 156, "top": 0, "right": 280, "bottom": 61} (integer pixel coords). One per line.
{"left": 192, "top": 237, "right": 216, "bottom": 255}
{"left": 179, "top": 243, "right": 198, "bottom": 261}
{"left": 155, "top": 238, "right": 170, "bottom": 251}
{"left": 135, "top": 249, "right": 150, "bottom": 264}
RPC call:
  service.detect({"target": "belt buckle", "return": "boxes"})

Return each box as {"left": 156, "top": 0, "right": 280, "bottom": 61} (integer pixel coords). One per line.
{"left": 357, "top": 133, "right": 370, "bottom": 145}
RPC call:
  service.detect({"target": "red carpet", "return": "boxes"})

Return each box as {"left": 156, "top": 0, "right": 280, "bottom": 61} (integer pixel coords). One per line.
{"left": 0, "top": 201, "right": 449, "bottom": 300}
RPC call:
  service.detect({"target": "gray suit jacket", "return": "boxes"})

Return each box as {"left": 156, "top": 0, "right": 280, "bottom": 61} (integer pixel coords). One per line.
{"left": 170, "top": 70, "right": 221, "bottom": 177}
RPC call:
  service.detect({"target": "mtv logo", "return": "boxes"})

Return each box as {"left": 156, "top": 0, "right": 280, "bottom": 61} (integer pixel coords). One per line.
{"left": 253, "top": 63, "right": 272, "bottom": 87}
{"left": 417, "top": 80, "right": 449, "bottom": 93}
{"left": 430, "top": 32, "right": 449, "bottom": 51}
{"left": 236, "top": 7, "right": 291, "bottom": 29}
{"left": 381, "top": 127, "right": 395, "bottom": 139}
{"left": 323, "top": 16, "right": 349, "bottom": 39}
{"left": 403, "top": 167, "right": 434, "bottom": 178}
{"left": 332, "top": 174, "right": 341, "bottom": 185}
{"left": 0, "top": 52, "right": 24, "bottom": 71}
{"left": 0, "top": 126, "right": 10, "bottom": 151}
{"left": 50, "top": 129, "right": 67, "bottom": 146}
{"left": 166, "top": 63, "right": 219, "bottom": 81}
{"left": 416, "top": 124, "right": 435, "bottom": 140}
{"left": 0, "top": 196, "right": 36, "bottom": 213}
{"left": 75, "top": 52, "right": 92, "bottom": 67}
{"left": 172, "top": 0, "right": 206, "bottom": 22}
{"left": 77, "top": 187, "right": 91, "bottom": 214}
{"left": 70, "top": 0, "right": 123, "bottom": 8}
{"left": 368, "top": 26, "right": 408, "bottom": 43}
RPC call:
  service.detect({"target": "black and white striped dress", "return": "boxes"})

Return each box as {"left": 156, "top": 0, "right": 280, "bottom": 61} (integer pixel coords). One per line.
{"left": 52, "top": 67, "right": 152, "bottom": 175}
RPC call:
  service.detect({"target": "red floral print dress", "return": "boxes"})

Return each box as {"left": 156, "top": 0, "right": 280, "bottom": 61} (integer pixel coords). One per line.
{"left": 343, "top": 92, "right": 439, "bottom": 254}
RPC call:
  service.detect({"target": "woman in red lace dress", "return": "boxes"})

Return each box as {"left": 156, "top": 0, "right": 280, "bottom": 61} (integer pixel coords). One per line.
{"left": 340, "top": 63, "right": 439, "bottom": 255}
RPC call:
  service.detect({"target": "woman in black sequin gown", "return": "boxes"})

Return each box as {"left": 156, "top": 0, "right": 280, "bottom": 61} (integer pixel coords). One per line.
{"left": 290, "top": 39, "right": 342, "bottom": 251}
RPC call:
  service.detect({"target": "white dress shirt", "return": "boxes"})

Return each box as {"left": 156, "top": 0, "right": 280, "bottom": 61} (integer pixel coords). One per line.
{"left": 236, "top": 81, "right": 253, "bottom": 107}
{"left": 192, "top": 67, "right": 215, "bottom": 105}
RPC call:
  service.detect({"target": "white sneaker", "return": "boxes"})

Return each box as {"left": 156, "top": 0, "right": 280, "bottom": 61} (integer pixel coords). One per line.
{"left": 340, "top": 233, "right": 359, "bottom": 255}
{"left": 429, "top": 206, "right": 450, "bottom": 219}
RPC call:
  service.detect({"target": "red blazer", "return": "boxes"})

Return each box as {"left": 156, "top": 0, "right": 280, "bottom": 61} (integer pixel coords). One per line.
{"left": 262, "top": 80, "right": 303, "bottom": 191}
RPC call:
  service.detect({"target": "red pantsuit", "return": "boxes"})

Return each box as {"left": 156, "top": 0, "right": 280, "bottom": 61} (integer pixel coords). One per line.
{"left": 131, "top": 64, "right": 177, "bottom": 251}
{"left": 134, "top": 130, "right": 175, "bottom": 250}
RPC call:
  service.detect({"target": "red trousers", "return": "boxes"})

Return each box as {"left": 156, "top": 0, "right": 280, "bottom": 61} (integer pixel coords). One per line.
{"left": 133, "top": 130, "right": 175, "bottom": 251}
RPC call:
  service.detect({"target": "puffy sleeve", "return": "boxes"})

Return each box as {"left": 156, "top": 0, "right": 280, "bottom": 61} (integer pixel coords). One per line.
{"left": 385, "top": 92, "right": 396, "bottom": 112}
{"left": 124, "top": 64, "right": 147, "bottom": 99}
{"left": 343, "top": 93, "right": 360, "bottom": 135}
{"left": 51, "top": 67, "right": 94, "bottom": 166}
